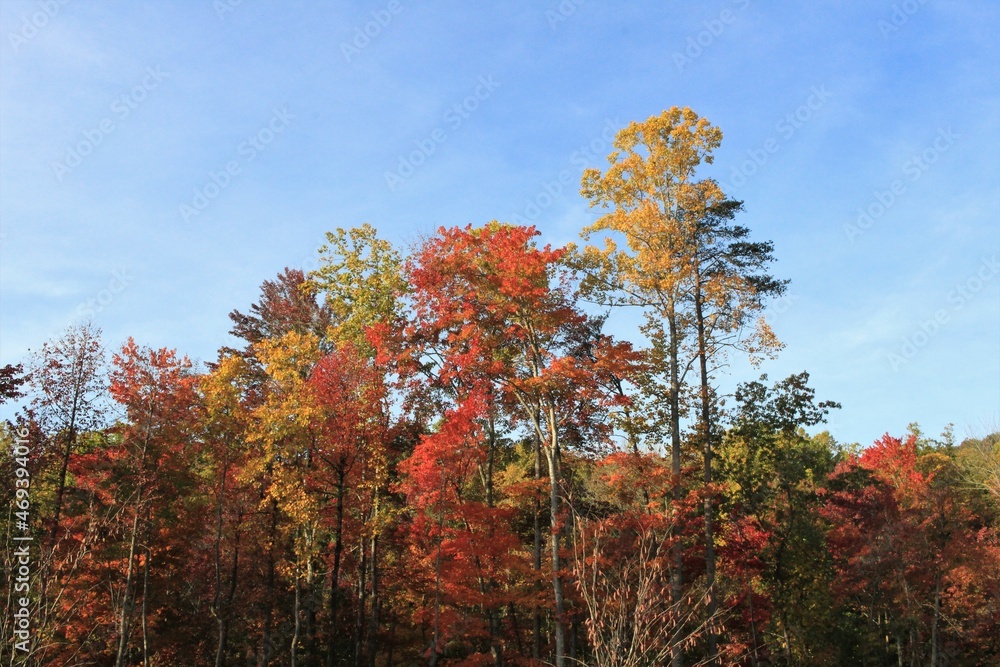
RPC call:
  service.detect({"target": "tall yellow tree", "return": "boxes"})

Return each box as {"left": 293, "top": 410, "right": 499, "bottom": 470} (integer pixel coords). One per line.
{"left": 579, "top": 107, "right": 785, "bottom": 666}
{"left": 247, "top": 330, "right": 322, "bottom": 667}
{"left": 579, "top": 108, "right": 719, "bottom": 666}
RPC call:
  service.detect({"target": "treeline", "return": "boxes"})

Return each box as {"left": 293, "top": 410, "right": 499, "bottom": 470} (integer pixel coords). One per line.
{"left": 2, "top": 108, "right": 998, "bottom": 667}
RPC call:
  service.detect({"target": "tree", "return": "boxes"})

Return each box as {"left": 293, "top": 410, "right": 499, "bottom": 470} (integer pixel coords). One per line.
{"left": 569, "top": 452, "right": 708, "bottom": 667}
{"left": 245, "top": 330, "right": 322, "bottom": 667}
{"left": 397, "top": 389, "right": 527, "bottom": 666}
{"left": 579, "top": 108, "right": 786, "bottom": 664}
{"left": 216, "top": 266, "right": 340, "bottom": 665}
{"left": 957, "top": 430, "right": 1000, "bottom": 504}
{"left": 198, "top": 353, "right": 261, "bottom": 667}
{"left": 26, "top": 323, "right": 106, "bottom": 550}
{"left": 306, "top": 223, "right": 406, "bottom": 351}
{"left": 578, "top": 110, "right": 712, "bottom": 539}
{"left": 308, "top": 342, "right": 396, "bottom": 667}
{"left": 21, "top": 322, "right": 106, "bottom": 659}
{"left": 401, "top": 223, "right": 636, "bottom": 667}
{"left": 106, "top": 339, "right": 200, "bottom": 667}
{"left": 0, "top": 362, "right": 27, "bottom": 404}
{"left": 823, "top": 434, "right": 1000, "bottom": 665}
{"left": 306, "top": 224, "right": 408, "bottom": 666}
{"left": 720, "top": 373, "right": 840, "bottom": 664}
{"left": 226, "top": 267, "right": 333, "bottom": 356}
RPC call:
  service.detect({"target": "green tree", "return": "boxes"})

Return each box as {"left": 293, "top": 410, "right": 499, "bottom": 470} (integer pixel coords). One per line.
{"left": 306, "top": 223, "right": 406, "bottom": 352}
{"left": 721, "top": 372, "right": 841, "bottom": 664}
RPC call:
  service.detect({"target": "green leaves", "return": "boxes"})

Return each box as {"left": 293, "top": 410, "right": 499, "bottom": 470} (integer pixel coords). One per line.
{"left": 307, "top": 223, "right": 405, "bottom": 350}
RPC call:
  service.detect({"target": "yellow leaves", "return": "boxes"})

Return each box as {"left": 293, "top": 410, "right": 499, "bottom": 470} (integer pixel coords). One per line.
{"left": 199, "top": 353, "right": 250, "bottom": 420}
{"left": 306, "top": 223, "right": 405, "bottom": 350}
{"left": 956, "top": 434, "right": 1000, "bottom": 501}
{"left": 581, "top": 108, "right": 720, "bottom": 211}
{"left": 240, "top": 331, "right": 331, "bottom": 542}
{"left": 494, "top": 459, "right": 548, "bottom": 511}
{"left": 745, "top": 317, "right": 785, "bottom": 368}
{"left": 269, "top": 464, "right": 318, "bottom": 517}
{"left": 247, "top": 331, "right": 321, "bottom": 450}
{"left": 255, "top": 330, "right": 319, "bottom": 385}
{"left": 916, "top": 451, "right": 953, "bottom": 482}
{"left": 579, "top": 109, "right": 727, "bottom": 309}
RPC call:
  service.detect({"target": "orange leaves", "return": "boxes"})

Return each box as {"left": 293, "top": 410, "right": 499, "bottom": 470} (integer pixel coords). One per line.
{"left": 593, "top": 451, "right": 671, "bottom": 509}
{"left": 110, "top": 337, "right": 197, "bottom": 413}
{"left": 401, "top": 222, "right": 631, "bottom": 432}
{"left": 858, "top": 434, "right": 922, "bottom": 483}
{"left": 408, "top": 224, "right": 563, "bottom": 316}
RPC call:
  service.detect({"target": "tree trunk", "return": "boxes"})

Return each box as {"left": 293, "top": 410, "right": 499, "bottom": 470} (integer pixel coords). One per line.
{"left": 355, "top": 537, "right": 367, "bottom": 667}
{"left": 931, "top": 573, "right": 942, "bottom": 667}
{"left": 260, "top": 499, "right": 278, "bottom": 667}
{"left": 694, "top": 279, "right": 718, "bottom": 666}
{"left": 48, "top": 361, "right": 84, "bottom": 553}
{"left": 49, "top": 425, "right": 76, "bottom": 552}
{"left": 544, "top": 437, "right": 566, "bottom": 667}
{"left": 368, "top": 533, "right": 379, "bottom": 667}
{"left": 532, "top": 424, "right": 543, "bottom": 661}
{"left": 213, "top": 452, "right": 237, "bottom": 667}
{"left": 40, "top": 392, "right": 80, "bottom": 637}
{"left": 508, "top": 602, "right": 525, "bottom": 658}
{"left": 429, "top": 470, "right": 446, "bottom": 667}
{"left": 114, "top": 501, "right": 141, "bottom": 667}
{"left": 115, "top": 426, "right": 150, "bottom": 667}
{"left": 667, "top": 302, "right": 684, "bottom": 667}
{"left": 141, "top": 545, "right": 151, "bottom": 667}
{"left": 215, "top": 527, "right": 240, "bottom": 667}
{"left": 326, "top": 467, "right": 346, "bottom": 667}
{"left": 291, "top": 555, "right": 301, "bottom": 667}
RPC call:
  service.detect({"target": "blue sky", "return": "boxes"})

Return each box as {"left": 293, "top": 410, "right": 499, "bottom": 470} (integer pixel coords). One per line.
{"left": 1, "top": 0, "right": 997, "bottom": 446}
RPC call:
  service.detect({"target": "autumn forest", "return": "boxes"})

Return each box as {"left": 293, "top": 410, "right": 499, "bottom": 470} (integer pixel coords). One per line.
{"left": 2, "top": 109, "right": 998, "bottom": 666}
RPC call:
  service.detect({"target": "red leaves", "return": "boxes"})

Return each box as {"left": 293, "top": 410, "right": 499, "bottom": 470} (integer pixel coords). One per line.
{"left": 397, "top": 389, "right": 528, "bottom": 660}
{"left": 822, "top": 433, "right": 1000, "bottom": 658}
{"left": 388, "top": 222, "right": 648, "bottom": 664}
{"left": 404, "top": 224, "right": 582, "bottom": 385}
{"left": 401, "top": 223, "right": 637, "bottom": 453}
{"left": 309, "top": 342, "right": 386, "bottom": 441}
{"left": 18, "top": 224, "right": 998, "bottom": 665}
{"left": 399, "top": 392, "right": 487, "bottom": 509}
{"left": 110, "top": 337, "right": 197, "bottom": 422}
{"left": 408, "top": 224, "right": 563, "bottom": 317}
